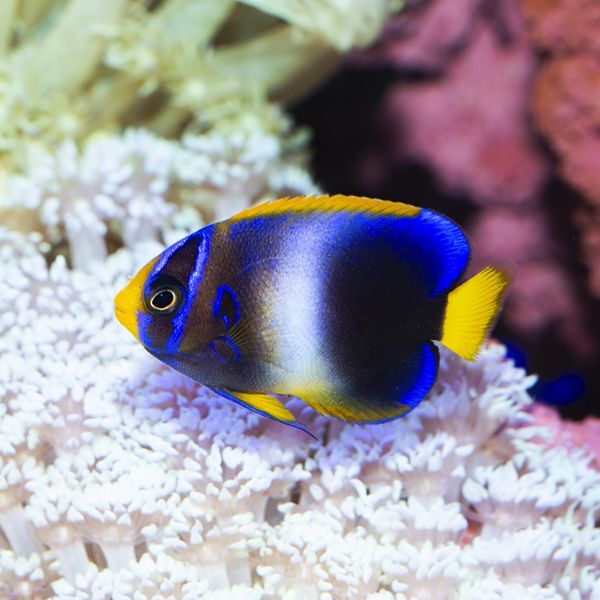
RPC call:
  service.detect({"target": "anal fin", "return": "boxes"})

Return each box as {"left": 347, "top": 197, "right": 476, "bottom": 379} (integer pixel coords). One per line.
{"left": 210, "top": 387, "right": 316, "bottom": 439}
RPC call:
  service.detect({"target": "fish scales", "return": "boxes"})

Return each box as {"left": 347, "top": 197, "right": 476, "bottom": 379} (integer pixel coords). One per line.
{"left": 115, "top": 195, "right": 508, "bottom": 435}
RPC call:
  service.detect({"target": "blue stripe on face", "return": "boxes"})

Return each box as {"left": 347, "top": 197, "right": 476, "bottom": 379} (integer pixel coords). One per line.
{"left": 150, "top": 235, "right": 190, "bottom": 280}
{"left": 165, "top": 233, "right": 211, "bottom": 353}
{"left": 137, "top": 311, "right": 154, "bottom": 350}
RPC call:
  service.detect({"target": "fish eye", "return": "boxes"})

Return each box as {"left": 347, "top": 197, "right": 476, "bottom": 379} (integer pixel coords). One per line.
{"left": 146, "top": 284, "right": 183, "bottom": 315}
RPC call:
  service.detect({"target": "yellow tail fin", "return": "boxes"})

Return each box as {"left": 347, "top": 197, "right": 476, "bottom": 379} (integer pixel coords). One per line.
{"left": 441, "top": 267, "right": 509, "bottom": 361}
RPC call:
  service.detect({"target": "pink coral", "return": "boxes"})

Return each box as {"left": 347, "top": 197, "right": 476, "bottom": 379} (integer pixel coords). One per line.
{"left": 346, "top": 0, "right": 600, "bottom": 361}
{"left": 529, "top": 404, "right": 600, "bottom": 469}
{"left": 358, "top": 0, "right": 482, "bottom": 72}
{"left": 384, "top": 8, "right": 547, "bottom": 205}
{"left": 523, "top": 0, "right": 600, "bottom": 299}
{"left": 358, "top": 0, "right": 548, "bottom": 204}
{"left": 298, "top": 0, "right": 600, "bottom": 390}
{"left": 522, "top": 0, "right": 600, "bottom": 53}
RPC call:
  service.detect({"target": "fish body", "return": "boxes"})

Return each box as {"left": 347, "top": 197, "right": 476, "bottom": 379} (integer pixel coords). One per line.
{"left": 115, "top": 195, "right": 508, "bottom": 431}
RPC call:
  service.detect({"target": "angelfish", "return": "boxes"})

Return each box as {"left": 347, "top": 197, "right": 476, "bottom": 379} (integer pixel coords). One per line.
{"left": 115, "top": 195, "right": 508, "bottom": 434}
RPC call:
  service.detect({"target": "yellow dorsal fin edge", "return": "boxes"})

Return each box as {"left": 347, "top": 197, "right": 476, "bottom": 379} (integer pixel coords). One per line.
{"left": 441, "top": 267, "right": 509, "bottom": 361}
{"left": 230, "top": 194, "right": 421, "bottom": 222}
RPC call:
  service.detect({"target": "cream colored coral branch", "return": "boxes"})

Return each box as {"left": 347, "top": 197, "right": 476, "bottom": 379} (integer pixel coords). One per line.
{"left": 15, "top": 0, "right": 57, "bottom": 35}
{"left": 0, "top": 0, "right": 18, "bottom": 55}
{"left": 14, "top": 0, "right": 127, "bottom": 96}
{"left": 213, "top": 25, "right": 339, "bottom": 101}
{"left": 150, "top": 0, "right": 235, "bottom": 47}
{"left": 238, "top": 0, "right": 396, "bottom": 50}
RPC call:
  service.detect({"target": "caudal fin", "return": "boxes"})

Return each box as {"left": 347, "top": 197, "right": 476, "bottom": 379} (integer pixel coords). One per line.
{"left": 440, "top": 267, "right": 509, "bottom": 361}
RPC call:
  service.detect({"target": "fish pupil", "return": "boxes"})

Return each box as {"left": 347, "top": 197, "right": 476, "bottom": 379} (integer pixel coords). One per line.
{"left": 145, "top": 276, "right": 184, "bottom": 315}
{"left": 152, "top": 289, "right": 175, "bottom": 310}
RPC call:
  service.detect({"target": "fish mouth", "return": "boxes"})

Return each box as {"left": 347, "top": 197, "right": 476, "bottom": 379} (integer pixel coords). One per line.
{"left": 114, "top": 305, "right": 126, "bottom": 323}
{"left": 114, "top": 300, "right": 139, "bottom": 341}
{"left": 113, "top": 255, "right": 160, "bottom": 342}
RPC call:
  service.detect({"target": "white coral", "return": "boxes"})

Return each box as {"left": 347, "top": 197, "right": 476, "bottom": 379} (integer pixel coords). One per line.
{"left": 2, "top": 127, "right": 317, "bottom": 270}
{"left": 0, "top": 549, "right": 59, "bottom": 599}
{"left": 0, "top": 0, "right": 398, "bottom": 176}
{"left": 1, "top": 227, "right": 599, "bottom": 597}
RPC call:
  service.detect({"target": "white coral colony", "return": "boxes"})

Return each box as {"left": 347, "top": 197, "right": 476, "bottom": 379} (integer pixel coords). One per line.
{"left": 1, "top": 230, "right": 599, "bottom": 597}
{"left": 0, "top": 0, "right": 599, "bottom": 598}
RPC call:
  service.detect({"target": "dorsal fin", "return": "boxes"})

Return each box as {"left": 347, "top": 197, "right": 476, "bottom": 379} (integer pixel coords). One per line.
{"left": 228, "top": 194, "right": 468, "bottom": 297}
{"left": 229, "top": 194, "right": 421, "bottom": 222}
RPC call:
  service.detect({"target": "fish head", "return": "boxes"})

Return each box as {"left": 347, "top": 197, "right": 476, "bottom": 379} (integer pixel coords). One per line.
{"left": 114, "top": 230, "right": 211, "bottom": 359}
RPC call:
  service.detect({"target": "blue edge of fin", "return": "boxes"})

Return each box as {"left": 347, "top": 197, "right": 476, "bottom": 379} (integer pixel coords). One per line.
{"left": 209, "top": 387, "right": 318, "bottom": 441}
{"left": 402, "top": 209, "right": 470, "bottom": 299}
{"left": 363, "top": 342, "right": 439, "bottom": 425}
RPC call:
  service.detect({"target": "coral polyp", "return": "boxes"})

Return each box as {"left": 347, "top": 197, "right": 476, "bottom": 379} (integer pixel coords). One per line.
{"left": 1, "top": 230, "right": 599, "bottom": 597}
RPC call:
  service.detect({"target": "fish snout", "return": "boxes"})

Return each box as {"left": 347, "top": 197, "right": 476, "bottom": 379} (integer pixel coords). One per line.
{"left": 113, "top": 255, "right": 160, "bottom": 341}
{"left": 114, "top": 285, "right": 140, "bottom": 340}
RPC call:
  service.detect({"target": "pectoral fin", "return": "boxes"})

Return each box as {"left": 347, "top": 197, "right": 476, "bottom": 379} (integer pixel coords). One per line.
{"left": 210, "top": 388, "right": 317, "bottom": 440}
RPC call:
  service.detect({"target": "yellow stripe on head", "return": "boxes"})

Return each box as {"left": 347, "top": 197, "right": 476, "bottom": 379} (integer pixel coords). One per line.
{"left": 229, "top": 194, "right": 421, "bottom": 222}
{"left": 114, "top": 256, "right": 159, "bottom": 341}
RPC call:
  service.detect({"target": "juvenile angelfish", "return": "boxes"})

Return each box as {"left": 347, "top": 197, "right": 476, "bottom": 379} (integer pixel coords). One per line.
{"left": 115, "top": 195, "right": 508, "bottom": 434}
